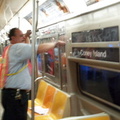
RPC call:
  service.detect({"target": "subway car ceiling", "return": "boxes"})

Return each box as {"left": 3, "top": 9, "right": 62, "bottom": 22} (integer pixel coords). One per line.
{"left": 0, "top": 0, "right": 120, "bottom": 43}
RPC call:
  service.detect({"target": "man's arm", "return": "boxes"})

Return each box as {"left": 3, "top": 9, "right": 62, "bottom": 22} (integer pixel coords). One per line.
{"left": 37, "top": 41, "right": 65, "bottom": 53}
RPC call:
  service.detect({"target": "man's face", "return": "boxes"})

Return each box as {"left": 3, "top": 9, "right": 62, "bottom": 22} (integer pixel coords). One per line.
{"left": 12, "top": 29, "right": 26, "bottom": 43}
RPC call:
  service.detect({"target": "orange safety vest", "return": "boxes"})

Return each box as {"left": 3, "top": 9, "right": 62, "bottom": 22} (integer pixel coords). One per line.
{"left": 0, "top": 45, "right": 12, "bottom": 88}
{"left": 0, "top": 45, "right": 32, "bottom": 89}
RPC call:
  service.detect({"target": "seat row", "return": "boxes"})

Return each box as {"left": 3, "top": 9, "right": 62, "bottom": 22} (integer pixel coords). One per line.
{"left": 27, "top": 80, "right": 110, "bottom": 120}
{"left": 27, "top": 80, "right": 71, "bottom": 120}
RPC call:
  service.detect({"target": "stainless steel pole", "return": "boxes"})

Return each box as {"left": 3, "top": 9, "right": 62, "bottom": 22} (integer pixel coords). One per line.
{"left": 31, "top": 0, "right": 36, "bottom": 120}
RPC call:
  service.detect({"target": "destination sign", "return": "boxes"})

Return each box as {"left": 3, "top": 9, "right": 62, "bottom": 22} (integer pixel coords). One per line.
{"left": 72, "top": 47, "right": 119, "bottom": 62}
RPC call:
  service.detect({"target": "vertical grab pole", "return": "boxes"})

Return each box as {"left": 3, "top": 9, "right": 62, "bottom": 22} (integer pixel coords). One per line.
{"left": 31, "top": 0, "right": 36, "bottom": 120}
{"left": 58, "top": 46, "right": 63, "bottom": 90}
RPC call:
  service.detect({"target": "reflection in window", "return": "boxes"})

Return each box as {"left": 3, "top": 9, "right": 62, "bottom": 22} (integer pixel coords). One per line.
{"left": 72, "top": 26, "right": 118, "bottom": 43}
{"left": 78, "top": 65, "right": 120, "bottom": 107}
{"left": 45, "top": 49, "right": 54, "bottom": 75}
{"left": 37, "top": 54, "right": 43, "bottom": 73}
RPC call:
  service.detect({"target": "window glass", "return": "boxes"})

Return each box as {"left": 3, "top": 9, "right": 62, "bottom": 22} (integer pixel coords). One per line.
{"left": 78, "top": 65, "right": 120, "bottom": 107}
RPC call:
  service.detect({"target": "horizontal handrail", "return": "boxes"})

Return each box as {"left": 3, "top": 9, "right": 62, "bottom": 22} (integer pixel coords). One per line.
{"left": 34, "top": 76, "right": 47, "bottom": 82}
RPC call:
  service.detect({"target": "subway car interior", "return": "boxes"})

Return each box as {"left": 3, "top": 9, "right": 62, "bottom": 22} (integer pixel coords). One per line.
{"left": 0, "top": 0, "right": 120, "bottom": 120}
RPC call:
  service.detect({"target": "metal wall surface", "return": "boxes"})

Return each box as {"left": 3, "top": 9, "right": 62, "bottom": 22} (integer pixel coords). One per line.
{"left": 65, "top": 2, "right": 120, "bottom": 120}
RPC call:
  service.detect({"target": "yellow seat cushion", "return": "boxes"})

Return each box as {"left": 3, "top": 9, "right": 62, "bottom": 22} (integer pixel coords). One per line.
{"left": 35, "top": 89, "right": 70, "bottom": 120}
{"left": 28, "top": 80, "right": 48, "bottom": 108}
{"left": 42, "top": 85, "right": 56, "bottom": 108}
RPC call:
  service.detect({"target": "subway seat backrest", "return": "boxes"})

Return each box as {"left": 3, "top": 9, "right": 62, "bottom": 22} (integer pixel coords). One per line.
{"left": 28, "top": 80, "right": 48, "bottom": 108}
{"left": 35, "top": 80, "right": 49, "bottom": 105}
{"left": 49, "top": 88, "right": 71, "bottom": 119}
{"left": 42, "top": 84, "right": 56, "bottom": 108}
{"left": 34, "top": 87, "right": 71, "bottom": 120}
{"left": 27, "top": 80, "right": 71, "bottom": 120}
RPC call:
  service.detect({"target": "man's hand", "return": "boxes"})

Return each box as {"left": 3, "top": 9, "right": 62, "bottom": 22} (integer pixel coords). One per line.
{"left": 24, "top": 30, "right": 31, "bottom": 44}
{"left": 55, "top": 40, "right": 66, "bottom": 47}
{"left": 25, "top": 30, "right": 32, "bottom": 38}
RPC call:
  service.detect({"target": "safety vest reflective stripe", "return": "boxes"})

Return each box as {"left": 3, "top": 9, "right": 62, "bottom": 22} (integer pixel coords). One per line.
{"left": 6, "top": 64, "right": 28, "bottom": 76}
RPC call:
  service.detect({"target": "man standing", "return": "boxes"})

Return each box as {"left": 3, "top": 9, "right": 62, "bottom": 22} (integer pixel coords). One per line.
{"left": 0, "top": 28, "right": 65, "bottom": 120}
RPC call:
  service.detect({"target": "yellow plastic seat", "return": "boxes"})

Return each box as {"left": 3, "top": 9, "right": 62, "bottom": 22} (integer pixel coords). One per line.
{"left": 49, "top": 89, "right": 70, "bottom": 119}
{"left": 28, "top": 80, "right": 57, "bottom": 118}
{"left": 35, "top": 89, "right": 70, "bottom": 120}
{"left": 28, "top": 80, "right": 48, "bottom": 108}
{"left": 57, "top": 112, "right": 110, "bottom": 120}
{"left": 42, "top": 85, "right": 56, "bottom": 108}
